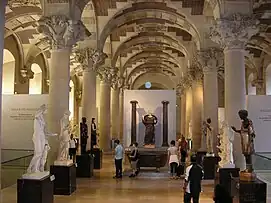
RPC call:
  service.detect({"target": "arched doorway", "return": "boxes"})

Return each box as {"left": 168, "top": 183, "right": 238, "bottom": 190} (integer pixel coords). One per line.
{"left": 69, "top": 80, "right": 75, "bottom": 120}
{"left": 3, "top": 49, "right": 15, "bottom": 94}
{"left": 247, "top": 73, "right": 256, "bottom": 95}
{"left": 29, "top": 63, "right": 42, "bottom": 94}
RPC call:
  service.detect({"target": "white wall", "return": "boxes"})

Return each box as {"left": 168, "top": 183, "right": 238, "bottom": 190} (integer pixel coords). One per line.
{"left": 123, "top": 90, "right": 176, "bottom": 148}
{"left": 247, "top": 95, "right": 271, "bottom": 152}
{"left": 3, "top": 61, "right": 15, "bottom": 94}
{"left": 2, "top": 95, "right": 48, "bottom": 150}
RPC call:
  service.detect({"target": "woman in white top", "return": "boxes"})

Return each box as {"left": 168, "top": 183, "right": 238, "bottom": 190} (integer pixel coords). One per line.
{"left": 69, "top": 134, "right": 77, "bottom": 163}
{"left": 167, "top": 140, "right": 179, "bottom": 179}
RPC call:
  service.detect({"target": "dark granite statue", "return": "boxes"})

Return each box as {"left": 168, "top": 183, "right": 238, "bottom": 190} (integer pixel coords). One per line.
{"left": 142, "top": 113, "right": 158, "bottom": 145}
{"left": 80, "top": 117, "right": 88, "bottom": 154}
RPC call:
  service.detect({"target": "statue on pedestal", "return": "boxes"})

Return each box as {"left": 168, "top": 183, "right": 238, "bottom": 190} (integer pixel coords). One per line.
{"left": 231, "top": 110, "right": 256, "bottom": 180}
{"left": 188, "top": 121, "right": 192, "bottom": 139}
{"left": 80, "top": 117, "right": 88, "bottom": 154}
{"left": 26, "top": 104, "right": 56, "bottom": 176}
{"left": 56, "top": 110, "right": 71, "bottom": 163}
{"left": 206, "top": 118, "right": 214, "bottom": 155}
{"left": 142, "top": 112, "right": 158, "bottom": 146}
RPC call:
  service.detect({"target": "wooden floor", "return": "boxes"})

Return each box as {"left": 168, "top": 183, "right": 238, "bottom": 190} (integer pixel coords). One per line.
{"left": 1, "top": 154, "right": 267, "bottom": 203}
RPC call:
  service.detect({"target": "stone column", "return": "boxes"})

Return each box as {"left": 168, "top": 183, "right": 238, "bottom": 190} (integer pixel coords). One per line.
{"left": 162, "top": 101, "right": 169, "bottom": 147}
{"left": 210, "top": 13, "right": 258, "bottom": 169}
{"left": 191, "top": 80, "right": 203, "bottom": 151}
{"left": 130, "top": 101, "right": 138, "bottom": 145}
{"left": 198, "top": 48, "right": 222, "bottom": 155}
{"left": 99, "top": 68, "right": 114, "bottom": 151}
{"left": 0, "top": 0, "right": 6, "bottom": 190}
{"left": 111, "top": 87, "right": 120, "bottom": 139}
{"left": 37, "top": 15, "right": 86, "bottom": 164}
{"left": 119, "top": 88, "right": 125, "bottom": 142}
{"left": 180, "top": 94, "right": 186, "bottom": 137}
{"left": 185, "top": 88, "right": 192, "bottom": 139}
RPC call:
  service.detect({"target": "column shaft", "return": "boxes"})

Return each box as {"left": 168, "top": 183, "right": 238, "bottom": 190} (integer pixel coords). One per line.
{"left": 224, "top": 49, "right": 246, "bottom": 169}
{"left": 180, "top": 95, "right": 186, "bottom": 137}
{"left": 162, "top": 101, "right": 169, "bottom": 147}
{"left": 0, "top": 0, "right": 6, "bottom": 190}
{"left": 185, "top": 88, "right": 192, "bottom": 139}
{"left": 82, "top": 69, "right": 96, "bottom": 150}
{"left": 99, "top": 81, "right": 111, "bottom": 151}
{"left": 203, "top": 70, "right": 218, "bottom": 154}
{"left": 48, "top": 48, "right": 70, "bottom": 164}
{"left": 96, "top": 77, "right": 101, "bottom": 126}
{"left": 119, "top": 90, "right": 124, "bottom": 142}
{"left": 191, "top": 82, "right": 203, "bottom": 151}
{"left": 111, "top": 88, "right": 120, "bottom": 139}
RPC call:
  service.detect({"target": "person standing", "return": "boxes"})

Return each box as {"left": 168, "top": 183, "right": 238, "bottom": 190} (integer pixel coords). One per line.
{"left": 183, "top": 155, "right": 204, "bottom": 203}
{"left": 167, "top": 140, "right": 179, "bottom": 179}
{"left": 180, "top": 135, "right": 188, "bottom": 163}
{"left": 114, "top": 139, "right": 124, "bottom": 179}
{"left": 91, "top": 118, "right": 97, "bottom": 149}
{"left": 80, "top": 117, "right": 88, "bottom": 154}
{"left": 69, "top": 134, "right": 77, "bottom": 163}
{"left": 129, "top": 142, "right": 139, "bottom": 178}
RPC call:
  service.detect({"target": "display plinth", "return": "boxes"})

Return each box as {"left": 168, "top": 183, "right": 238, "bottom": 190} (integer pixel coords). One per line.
{"left": 53, "top": 160, "right": 73, "bottom": 166}
{"left": 17, "top": 175, "right": 54, "bottom": 203}
{"left": 203, "top": 156, "right": 220, "bottom": 180}
{"left": 125, "top": 147, "right": 167, "bottom": 172}
{"left": 76, "top": 154, "right": 94, "bottom": 177}
{"left": 92, "top": 148, "right": 102, "bottom": 169}
{"left": 239, "top": 171, "right": 257, "bottom": 182}
{"left": 22, "top": 171, "right": 50, "bottom": 180}
{"left": 219, "top": 168, "right": 240, "bottom": 197}
{"left": 232, "top": 178, "right": 267, "bottom": 203}
{"left": 50, "top": 164, "right": 76, "bottom": 195}
{"left": 196, "top": 151, "right": 207, "bottom": 166}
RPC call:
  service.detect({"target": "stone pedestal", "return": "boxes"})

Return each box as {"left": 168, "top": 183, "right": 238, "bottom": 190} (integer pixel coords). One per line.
{"left": 130, "top": 100, "right": 138, "bottom": 145}
{"left": 232, "top": 178, "right": 267, "bottom": 203}
{"left": 203, "top": 156, "right": 220, "bottom": 179}
{"left": 76, "top": 154, "right": 94, "bottom": 177}
{"left": 92, "top": 148, "right": 103, "bottom": 169}
{"left": 162, "top": 101, "right": 169, "bottom": 147}
{"left": 219, "top": 168, "right": 240, "bottom": 197}
{"left": 196, "top": 151, "right": 207, "bottom": 166}
{"left": 50, "top": 164, "right": 76, "bottom": 195}
{"left": 17, "top": 175, "right": 54, "bottom": 203}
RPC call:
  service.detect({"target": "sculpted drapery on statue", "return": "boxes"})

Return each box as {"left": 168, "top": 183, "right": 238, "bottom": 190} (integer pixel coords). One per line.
{"left": 55, "top": 110, "right": 71, "bottom": 164}
{"left": 142, "top": 113, "right": 158, "bottom": 146}
{"left": 26, "top": 105, "right": 57, "bottom": 176}
{"left": 37, "top": 15, "right": 89, "bottom": 49}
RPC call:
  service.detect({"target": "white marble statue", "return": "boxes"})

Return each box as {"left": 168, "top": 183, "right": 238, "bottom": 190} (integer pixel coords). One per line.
{"left": 55, "top": 110, "right": 72, "bottom": 164}
{"left": 188, "top": 121, "right": 192, "bottom": 139}
{"left": 25, "top": 104, "right": 56, "bottom": 178}
{"left": 217, "top": 121, "right": 235, "bottom": 168}
{"left": 206, "top": 118, "right": 214, "bottom": 155}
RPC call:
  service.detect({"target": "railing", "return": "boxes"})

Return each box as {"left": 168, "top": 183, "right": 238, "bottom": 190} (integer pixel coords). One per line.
{"left": 1, "top": 149, "right": 33, "bottom": 189}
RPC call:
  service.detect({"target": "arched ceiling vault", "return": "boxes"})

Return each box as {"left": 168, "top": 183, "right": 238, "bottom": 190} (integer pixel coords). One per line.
{"left": 98, "top": 2, "right": 201, "bottom": 52}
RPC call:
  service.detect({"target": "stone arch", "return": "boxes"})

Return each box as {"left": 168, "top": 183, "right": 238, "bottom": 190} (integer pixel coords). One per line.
{"left": 98, "top": 3, "right": 201, "bottom": 51}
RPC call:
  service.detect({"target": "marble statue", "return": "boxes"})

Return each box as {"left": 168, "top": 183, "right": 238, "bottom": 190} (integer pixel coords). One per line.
{"left": 142, "top": 112, "right": 158, "bottom": 146}
{"left": 206, "top": 118, "right": 214, "bottom": 155}
{"left": 232, "top": 110, "right": 256, "bottom": 172}
{"left": 218, "top": 121, "right": 234, "bottom": 168}
{"left": 25, "top": 104, "right": 56, "bottom": 177}
{"left": 56, "top": 110, "right": 72, "bottom": 163}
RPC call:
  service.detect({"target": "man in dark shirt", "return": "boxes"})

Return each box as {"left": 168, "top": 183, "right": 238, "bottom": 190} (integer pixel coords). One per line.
{"left": 183, "top": 155, "right": 204, "bottom": 203}
{"left": 80, "top": 117, "right": 88, "bottom": 154}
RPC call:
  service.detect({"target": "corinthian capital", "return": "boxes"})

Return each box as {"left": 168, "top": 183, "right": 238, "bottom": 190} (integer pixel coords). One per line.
{"left": 98, "top": 67, "right": 117, "bottom": 85}
{"left": 37, "top": 15, "right": 88, "bottom": 49}
{"left": 197, "top": 48, "right": 223, "bottom": 73}
{"left": 210, "top": 13, "right": 259, "bottom": 50}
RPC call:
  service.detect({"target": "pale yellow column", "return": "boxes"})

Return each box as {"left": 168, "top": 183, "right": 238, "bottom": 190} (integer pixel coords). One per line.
{"left": 185, "top": 88, "right": 192, "bottom": 139}
{"left": 96, "top": 77, "right": 101, "bottom": 127}
{"left": 82, "top": 69, "right": 96, "bottom": 150}
{"left": 111, "top": 87, "right": 120, "bottom": 139}
{"left": 99, "top": 81, "right": 111, "bottom": 151}
{"left": 0, "top": 0, "right": 6, "bottom": 190}
{"left": 48, "top": 48, "right": 71, "bottom": 163}
{"left": 180, "top": 94, "right": 186, "bottom": 137}
{"left": 191, "top": 81, "right": 203, "bottom": 151}
{"left": 119, "top": 89, "right": 124, "bottom": 142}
